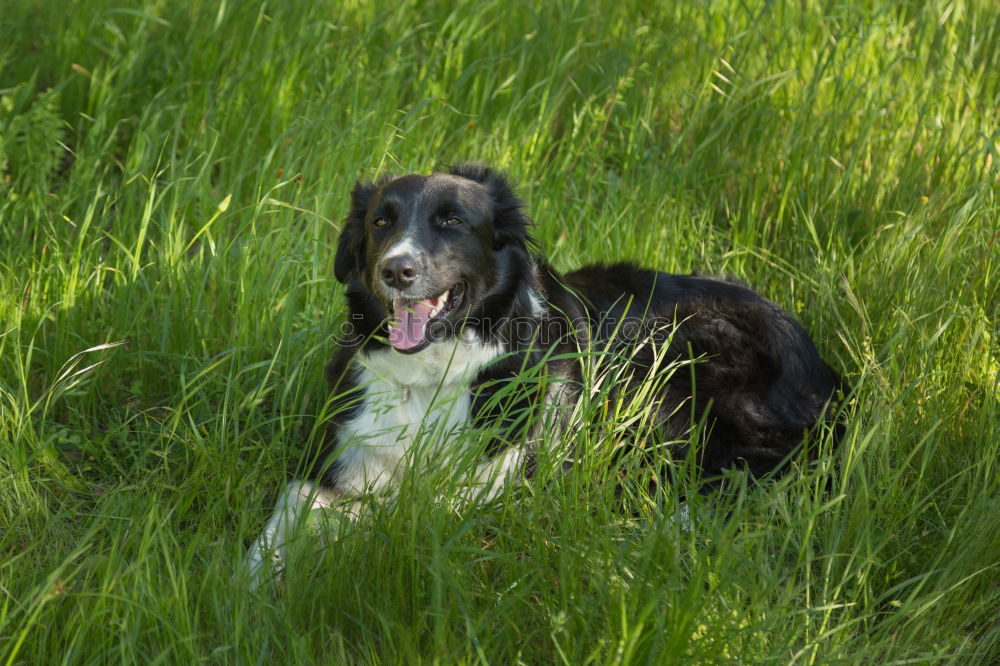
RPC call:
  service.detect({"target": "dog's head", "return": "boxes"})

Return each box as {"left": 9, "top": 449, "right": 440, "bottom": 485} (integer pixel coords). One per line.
{"left": 335, "top": 163, "right": 533, "bottom": 353}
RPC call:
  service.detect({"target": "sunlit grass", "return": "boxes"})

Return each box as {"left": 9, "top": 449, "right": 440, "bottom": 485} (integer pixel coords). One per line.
{"left": 1, "top": 0, "right": 998, "bottom": 663}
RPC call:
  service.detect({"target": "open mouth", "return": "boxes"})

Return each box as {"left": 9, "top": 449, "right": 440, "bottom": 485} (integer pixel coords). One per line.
{"left": 387, "top": 284, "right": 464, "bottom": 353}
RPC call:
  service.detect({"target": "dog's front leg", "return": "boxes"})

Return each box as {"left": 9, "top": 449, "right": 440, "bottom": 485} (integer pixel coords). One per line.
{"left": 247, "top": 479, "right": 342, "bottom": 588}
{"left": 470, "top": 446, "right": 531, "bottom": 501}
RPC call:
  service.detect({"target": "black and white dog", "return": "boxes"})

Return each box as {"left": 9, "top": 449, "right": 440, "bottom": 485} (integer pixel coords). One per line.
{"left": 248, "top": 163, "right": 845, "bottom": 581}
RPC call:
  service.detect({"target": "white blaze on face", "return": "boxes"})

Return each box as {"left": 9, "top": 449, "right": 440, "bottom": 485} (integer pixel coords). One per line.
{"left": 382, "top": 235, "right": 418, "bottom": 261}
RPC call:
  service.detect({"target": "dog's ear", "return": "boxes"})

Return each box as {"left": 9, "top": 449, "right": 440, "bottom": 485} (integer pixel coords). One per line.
{"left": 334, "top": 180, "right": 378, "bottom": 284}
{"left": 449, "top": 163, "right": 534, "bottom": 249}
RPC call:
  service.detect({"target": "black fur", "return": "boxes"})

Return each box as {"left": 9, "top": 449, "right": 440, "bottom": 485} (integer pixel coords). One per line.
{"left": 316, "top": 163, "right": 846, "bottom": 489}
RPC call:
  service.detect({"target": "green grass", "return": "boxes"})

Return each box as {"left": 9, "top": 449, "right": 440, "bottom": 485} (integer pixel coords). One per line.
{"left": 1, "top": 0, "right": 998, "bottom": 662}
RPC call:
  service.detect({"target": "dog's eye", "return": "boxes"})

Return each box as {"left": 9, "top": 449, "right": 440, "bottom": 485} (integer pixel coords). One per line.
{"left": 444, "top": 216, "right": 463, "bottom": 226}
{"left": 372, "top": 217, "right": 390, "bottom": 228}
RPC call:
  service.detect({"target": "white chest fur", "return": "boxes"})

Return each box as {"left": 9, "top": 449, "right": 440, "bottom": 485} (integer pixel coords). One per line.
{"left": 331, "top": 338, "right": 503, "bottom": 494}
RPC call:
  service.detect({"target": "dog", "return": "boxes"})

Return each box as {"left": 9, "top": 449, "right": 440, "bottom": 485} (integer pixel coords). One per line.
{"left": 247, "top": 163, "right": 846, "bottom": 582}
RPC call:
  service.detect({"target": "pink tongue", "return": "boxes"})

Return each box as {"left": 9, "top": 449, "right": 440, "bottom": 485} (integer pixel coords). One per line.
{"left": 389, "top": 298, "right": 437, "bottom": 351}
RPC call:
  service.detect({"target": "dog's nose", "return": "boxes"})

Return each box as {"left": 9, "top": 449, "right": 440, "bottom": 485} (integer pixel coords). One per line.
{"left": 380, "top": 255, "right": 419, "bottom": 289}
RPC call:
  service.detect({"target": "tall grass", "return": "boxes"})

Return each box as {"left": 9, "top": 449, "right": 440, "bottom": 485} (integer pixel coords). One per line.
{"left": 1, "top": 0, "right": 998, "bottom": 662}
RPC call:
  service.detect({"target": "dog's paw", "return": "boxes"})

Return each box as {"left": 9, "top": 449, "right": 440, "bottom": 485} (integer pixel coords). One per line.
{"left": 246, "top": 535, "right": 286, "bottom": 590}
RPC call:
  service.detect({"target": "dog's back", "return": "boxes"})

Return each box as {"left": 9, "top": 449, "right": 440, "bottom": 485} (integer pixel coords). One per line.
{"left": 562, "top": 263, "right": 846, "bottom": 479}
